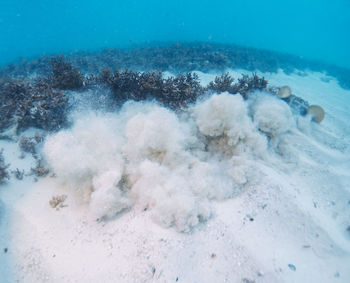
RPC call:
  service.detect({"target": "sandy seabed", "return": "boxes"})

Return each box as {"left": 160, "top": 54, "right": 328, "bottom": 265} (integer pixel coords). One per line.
{"left": 1, "top": 69, "right": 350, "bottom": 283}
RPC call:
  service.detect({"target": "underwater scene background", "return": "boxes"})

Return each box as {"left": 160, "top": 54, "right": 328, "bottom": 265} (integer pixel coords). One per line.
{"left": 1, "top": 0, "right": 350, "bottom": 69}
{"left": 1, "top": 1, "right": 350, "bottom": 283}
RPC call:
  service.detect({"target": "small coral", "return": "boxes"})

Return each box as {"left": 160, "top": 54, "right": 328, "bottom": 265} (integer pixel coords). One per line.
{"left": 12, "top": 168, "right": 24, "bottom": 180}
{"left": 18, "top": 134, "right": 44, "bottom": 157}
{"left": 19, "top": 136, "right": 37, "bottom": 154}
{"left": 49, "top": 195, "right": 67, "bottom": 210}
{"left": 31, "top": 158, "right": 50, "bottom": 177}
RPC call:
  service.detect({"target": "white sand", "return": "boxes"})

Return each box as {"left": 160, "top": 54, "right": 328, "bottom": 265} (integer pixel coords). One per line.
{"left": 1, "top": 69, "right": 350, "bottom": 283}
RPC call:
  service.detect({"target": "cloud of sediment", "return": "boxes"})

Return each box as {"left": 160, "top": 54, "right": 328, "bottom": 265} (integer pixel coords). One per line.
{"left": 44, "top": 91, "right": 298, "bottom": 232}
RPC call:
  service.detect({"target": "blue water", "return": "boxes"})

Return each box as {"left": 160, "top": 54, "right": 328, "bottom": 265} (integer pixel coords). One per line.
{"left": 0, "top": 0, "right": 350, "bottom": 68}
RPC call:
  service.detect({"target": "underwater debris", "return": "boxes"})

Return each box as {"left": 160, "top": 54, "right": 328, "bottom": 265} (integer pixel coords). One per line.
{"left": 0, "top": 149, "right": 10, "bottom": 183}
{"left": 49, "top": 56, "right": 84, "bottom": 90}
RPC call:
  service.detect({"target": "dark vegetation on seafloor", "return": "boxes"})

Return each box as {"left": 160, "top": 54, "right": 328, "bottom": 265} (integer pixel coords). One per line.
{"left": 0, "top": 141, "right": 50, "bottom": 183}
{"left": 1, "top": 42, "right": 349, "bottom": 89}
{"left": 0, "top": 54, "right": 268, "bottom": 135}
{"left": 0, "top": 77, "right": 68, "bottom": 133}
{"left": 0, "top": 149, "right": 10, "bottom": 183}
{"left": 0, "top": 43, "right": 330, "bottom": 183}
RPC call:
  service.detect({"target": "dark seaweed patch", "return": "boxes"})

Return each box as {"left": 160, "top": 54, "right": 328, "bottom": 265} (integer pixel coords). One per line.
{"left": 49, "top": 56, "right": 84, "bottom": 90}
{"left": 0, "top": 79, "right": 68, "bottom": 133}
{"left": 98, "top": 69, "right": 268, "bottom": 108}
{"left": 2, "top": 49, "right": 318, "bottom": 138}
{"left": 208, "top": 72, "right": 267, "bottom": 99}
{"left": 0, "top": 149, "right": 10, "bottom": 183}
{"left": 19, "top": 134, "right": 44, "bottom": 156}
{"left": 30, "top": 158, "right": 50, "bottom": 178}
{"left": 11, "top": 168, "right": 24, "bottom": 180}
{"left": 0, "top": 64, "right": 270, "bottom": 134}
{"left": 99, "top": 70, "right": 204, "bottom": 109}
{"left": 1, "top": 42, "right": 349, "bottom": 89}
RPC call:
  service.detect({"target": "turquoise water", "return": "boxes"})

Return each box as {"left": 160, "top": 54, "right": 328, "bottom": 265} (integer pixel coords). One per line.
{"left": 0, "top": 0, "right": 349, "bottom": 69}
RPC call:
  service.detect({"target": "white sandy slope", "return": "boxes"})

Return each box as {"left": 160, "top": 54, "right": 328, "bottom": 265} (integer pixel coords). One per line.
{"left": 0, "top": 69, "right": 350, "bottom": 283}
